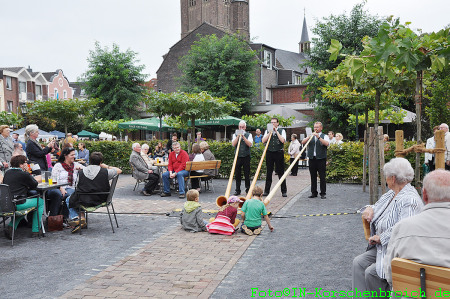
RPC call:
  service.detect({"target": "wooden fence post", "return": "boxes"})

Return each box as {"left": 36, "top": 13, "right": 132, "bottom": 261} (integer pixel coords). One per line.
{"left": 435, "top": 130, "right": 445, "bottom": 169}
{"left": 378, "top": 126, "right": 386, "bottom": 194}
{"left": 363, "top": 129, "right": 367, "bottom": 192}
{"left": 395, "top": 130, "right": 405, "bottom": 158}
{"left": 369, "top": 127, "right": 377, "bottom": 204}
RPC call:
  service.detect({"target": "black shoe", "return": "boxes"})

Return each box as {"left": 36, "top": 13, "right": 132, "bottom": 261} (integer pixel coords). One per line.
{"left": 262, "top": 192, "right": 269, "bottom": 196}
{"left": 160, "top": 193, "right": 171, "bottom": 197}
{"left": 321, "top": 195, "right": 326, "bottom": 199}
{"left": 142, "top": 190, "right": 152, "bottom": 196}
{"left": 282, "top": 193, "right": 287, "bottom": 197}
{"left": 308, "top": 194, "right": 318, "bottom": 198}
{"left": 234, "top": 191, "right": 241, "bottom": 196}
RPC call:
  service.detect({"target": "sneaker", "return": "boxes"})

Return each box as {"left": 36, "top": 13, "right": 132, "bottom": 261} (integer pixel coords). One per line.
{"left": 68, "top": 218, "right": 80, "bottom": 227}
{"left": 179, "top": 193, "right": 186, "bottom": 199}
{"left": 262, "top": 192, "right": 269, "bottom": 196}
{"left": 282, "top": 193, "right": 287, "bottom": 197}
{"left": 142, "top": 190, "right": 151, "bottom": 196}
{"left": 161, "top": 193, "right": 171, "bottom": 197}
{"left": 233, "top": 191, "right": 241, "bottom": 196}
{"left": 242, "top": 225, "right": 253, "bottom": 236}
{"left": 308, "top": 194, "right": 318, "bottom": 198}
{"left": 321, "top": 195, "right": 326, "bottom": 199}
{"left": 71, "top": 225, "right": 81, "bottom": 234}
{"left": 253, "top": 227, "right": 262, "bottom": 235}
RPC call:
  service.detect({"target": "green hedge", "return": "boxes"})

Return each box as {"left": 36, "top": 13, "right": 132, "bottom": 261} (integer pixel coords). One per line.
{"left": 326, "top": 141, "right": 424, "bottom": 183}
{"left": 78, "top": 140, "right": 422, "bottom": 183}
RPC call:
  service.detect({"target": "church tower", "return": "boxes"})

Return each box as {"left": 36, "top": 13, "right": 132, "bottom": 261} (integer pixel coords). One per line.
{"left": 180, "top": 0, "right": 249, "bottom": 40}
{"left": 299, "top": 13, "right": 310, "bottom": 53}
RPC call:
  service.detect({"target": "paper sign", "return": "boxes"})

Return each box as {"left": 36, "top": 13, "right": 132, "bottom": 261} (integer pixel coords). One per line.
{"left": 305, "top": 127, "right": 313, "bottom": 136}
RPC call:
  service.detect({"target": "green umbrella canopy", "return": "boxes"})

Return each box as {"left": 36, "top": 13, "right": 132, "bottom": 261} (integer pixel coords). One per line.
{"left": 77, "top": 130, "right": 99, "bottom": 138}
{"left": 118, "top": 117, "right": 172, "bottom": 131}
{"left": 187, "top": 115, "right": 243, "bottom": 126}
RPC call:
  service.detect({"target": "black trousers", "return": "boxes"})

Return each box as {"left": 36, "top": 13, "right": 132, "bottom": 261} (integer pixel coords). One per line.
{"left": 309, "top": 157, "right": 326, "bottom": 196}
{"left": 235, "top": 155, "right": 250, "bottom": 192}
{"left": 145, "top": 173, "right": 160, "bottom": 193}
{"left": 265, "top": 151, "right": 287, "bottom": 194}
{"left": 290, "top": 157, "right": 299, "bottom": 175}
{"left": 190, "top": 171, "right": 202, "bottom": 189}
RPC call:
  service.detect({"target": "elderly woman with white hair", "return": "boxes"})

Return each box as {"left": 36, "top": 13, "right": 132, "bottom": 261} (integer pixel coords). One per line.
{"left": 25, "top": 124, "right": 55, "bottom": 171}
{"left": 352, "top": 157, "right": 424, "bottom": 294}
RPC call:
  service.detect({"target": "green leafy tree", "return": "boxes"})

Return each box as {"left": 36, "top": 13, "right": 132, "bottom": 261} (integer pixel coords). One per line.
{"left": 303, "top": 3, "right": 383, "bottom": 137}
{"left": 425, "top": 67, "right": 450, "bottom": 127}
{"left": 26, "top": 98, "right": 97, "bottom": 134}
{"left": 144, "top": 91, "right": 238, "bottom": 145}
{"left": 0, "top": 112, "right": 22, "bottom": 128}
{"left": 88, "top": 118, "right": 133, "bottom": 137}
{"left": 241, "top": 114, "right": 294, "bottom": 129}
{"left": 179, "top": 34, "right": 258, "bottom": 115}
{"left": 80, "top": 42, "right": 147, "bottom": 120}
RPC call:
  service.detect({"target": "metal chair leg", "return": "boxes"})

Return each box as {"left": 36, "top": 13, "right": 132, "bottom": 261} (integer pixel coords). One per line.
{"left": 106, "top": 206, "right": 115, "bottom": 233}
{"left": 110, "top": 202, "right": 119, "bottom": 228}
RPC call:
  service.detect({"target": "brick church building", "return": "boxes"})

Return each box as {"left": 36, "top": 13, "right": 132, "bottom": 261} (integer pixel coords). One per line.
{"left": 157, "top": 0, "right": 314, "bottom": 120}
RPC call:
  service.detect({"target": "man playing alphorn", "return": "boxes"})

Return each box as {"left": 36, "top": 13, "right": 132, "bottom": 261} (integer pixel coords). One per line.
{"left": 232, "top": 121, "right": 253, "bottom": 196}
{"left": 262, "top": 118, "right": 287, "bottom": 197}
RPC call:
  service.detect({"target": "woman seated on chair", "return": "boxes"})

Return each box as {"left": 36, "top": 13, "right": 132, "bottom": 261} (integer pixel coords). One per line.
{"left": 47, "top": 147, "right": 84, "bottom": 218}
{"left": 188, "top": 143, "right": 205, "bottom": 192}
{"left": 66, "top": 152, "right": 122, "bottom": 233}
{"left": 3, "top": 155, "right": 44, "bottom": 239}
{"left": 153, "top": 142, "right": 165, "bottom": 159}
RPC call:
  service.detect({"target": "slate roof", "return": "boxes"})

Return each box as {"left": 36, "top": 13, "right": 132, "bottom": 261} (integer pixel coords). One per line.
{"left": 300, "top": 16, "right": 309, "bottom": 43}
{"left": 275, "top": 49, "right": 309, "bottom": 73}
{"left": 0, "top": 67, "right": 24, "bottom": 73}
{"left": 42, "top": 72, "right": 56, "bottom": 81}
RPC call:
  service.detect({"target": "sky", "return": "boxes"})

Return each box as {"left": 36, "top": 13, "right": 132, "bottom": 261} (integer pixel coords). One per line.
{"left": 1, "top": 0, "right": 448, "bottom": 82}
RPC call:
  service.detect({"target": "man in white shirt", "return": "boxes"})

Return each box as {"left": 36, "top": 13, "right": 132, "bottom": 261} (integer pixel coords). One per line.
{"left": 328, "top": 131, "right": 337, "bottom": 145}
{"left": 231, "top": 121, "right": 253, "bottom": 195}
{"left": 425, "top": 126, "right": 439, "bottom": 171}
{"left": 439, "top": 123, "right": 450, "bottom": 170}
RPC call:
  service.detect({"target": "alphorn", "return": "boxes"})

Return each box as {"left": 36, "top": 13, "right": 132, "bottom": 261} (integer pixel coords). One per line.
{"left": 239, "top": 133, "right": 273, "bottom": 208}
{"left": 216, "top": 134, "right": 242, "bottom": 207}
{"left": 263, "top": 135, "right": 313, "bottom": 206}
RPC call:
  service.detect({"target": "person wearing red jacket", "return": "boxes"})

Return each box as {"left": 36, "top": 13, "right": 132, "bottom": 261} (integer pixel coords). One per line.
{"left": 161, "top": 142, "right": 189, "bottom": 198}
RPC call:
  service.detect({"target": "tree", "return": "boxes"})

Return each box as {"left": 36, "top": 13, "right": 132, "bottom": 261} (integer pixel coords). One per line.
{"left": 144, "top": 91, "right": 238, "bottom": 145}
{"left": 80, "top": 42, "right": 147, "bottom": 120}
{"left": 303, "top": 3, "right": 384, "bottom": 137}
{"left": 0, "top": 112, "right": 22, "bottom": 128}
{"left": 425, "top": 67, "right": 450, "bottom": 127}
{"left": 88, "top": 118, "right": 133, "bottom": 137}
{"left": 241, "top": 114, "right": 294, "bottom": 129}
{"left": 26, "top": 98, "right": 97, "bottom": 134}
{"left": 179, "top": 34, "right": 258, "bottom": 115}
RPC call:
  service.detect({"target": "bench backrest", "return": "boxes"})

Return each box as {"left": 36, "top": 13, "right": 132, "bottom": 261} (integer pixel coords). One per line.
{"left": 186, "top": 160, "right": 221, "bottom": 172}
{"left": 391, "top": 258, "right": 450, "bottom": 299}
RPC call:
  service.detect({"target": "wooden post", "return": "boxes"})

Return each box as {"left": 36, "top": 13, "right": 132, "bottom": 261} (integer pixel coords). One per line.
{"left": 378, "top": 126, "right": 386, "bottom": 194}
{"left": 369, "top": 127, "right": 377, "bottom": 204}
{"left": 363, "top": 129, "right": 367, "bottom": 192}
{"left": 395, "top": 130, "right": 405, "bottom": 158}
{"left": 435, "top": 130, "right": 445, "bottom": 169}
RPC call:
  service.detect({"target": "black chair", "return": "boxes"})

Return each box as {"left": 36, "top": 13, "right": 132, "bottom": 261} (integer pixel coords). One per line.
{"left": 0, "top": 184, "right": 39, "bottom": 246}
{"left": 76, "top": 175, "right": 120, "bottom": 234}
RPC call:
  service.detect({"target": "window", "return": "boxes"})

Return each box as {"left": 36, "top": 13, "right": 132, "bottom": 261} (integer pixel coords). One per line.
{"left": 7, "top": 101, "right": 13, "bottom": 112}
{"left": 36, "top": 85, "right": 42, "bottom": 96}
{"left": 265, "top": 88, "right": 272, "bottom": 104}
{"left": 63, "top": 90, "right": 67, "bottom": 99}
{"left": 19, "top": 81, "right": 27, "bottom": 93}
{"left": 263, "top": 50, "right": 272, "bottom": 69}
{"left": 295, "top": 75, "right": 302, "bottom": 85}
{"left": 54, "top": 88, "right": 58, "bottom": 99}
{"left": 189, "top": 0, "right": 196, "bottom": 6}
{"left": 6, "top": 76, "right": 12, "bottom": 90}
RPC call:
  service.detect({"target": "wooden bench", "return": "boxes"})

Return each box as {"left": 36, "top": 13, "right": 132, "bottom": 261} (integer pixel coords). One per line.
{"left": 185, "top": 160, "right": 221, "bottom": 193}
{"left": 391, "top": 258, "right": 450, "bottom": 299}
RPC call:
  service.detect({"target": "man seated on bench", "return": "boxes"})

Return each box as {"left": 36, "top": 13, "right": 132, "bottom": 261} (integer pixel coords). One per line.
{"left": 130, "top": 143, "right": 159, "bottom": 196}
{"left": 383, "top": 169, "right": 450, "bottom": 285}
{"left": 161, "top": 142, "right": 189, "bottom": 199}
{"left": 67, "top": 152, "right": 122, "bottom": 233}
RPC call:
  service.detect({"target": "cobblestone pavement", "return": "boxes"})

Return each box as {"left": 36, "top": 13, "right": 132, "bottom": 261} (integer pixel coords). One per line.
{"left": 1, "top": 169, "right": 311, "bottom": 298}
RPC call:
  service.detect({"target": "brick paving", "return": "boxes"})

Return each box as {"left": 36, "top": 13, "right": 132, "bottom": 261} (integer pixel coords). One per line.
{"left": 60, "top": 172, "right": 310, "bottom": 298}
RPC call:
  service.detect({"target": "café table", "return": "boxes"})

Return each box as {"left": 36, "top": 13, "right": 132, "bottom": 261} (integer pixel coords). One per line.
{"left": 35, "top": 182, "right": 69, "bottom": 235}
{"left": 154, "top": 162, "right": 168, "bottom": 194}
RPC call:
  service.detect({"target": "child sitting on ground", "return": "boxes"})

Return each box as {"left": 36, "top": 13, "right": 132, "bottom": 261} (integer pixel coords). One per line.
{"left": 180, "top": 189, "right": 207, "bottom": 232}
{"left": 241, "top": 186, "right": 274, "bottom": 235}
{"left": 206, "top": 196, "right": 241, "bottom": 235}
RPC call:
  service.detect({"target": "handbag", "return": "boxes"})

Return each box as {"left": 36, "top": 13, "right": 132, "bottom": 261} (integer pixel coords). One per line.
{"left": 47, "top": 215, "right": 64, "bottom": 231}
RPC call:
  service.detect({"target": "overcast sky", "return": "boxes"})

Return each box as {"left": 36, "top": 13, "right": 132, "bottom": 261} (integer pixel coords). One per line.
{"left": 1, "top": 0, "right": 448, "bottom": 82}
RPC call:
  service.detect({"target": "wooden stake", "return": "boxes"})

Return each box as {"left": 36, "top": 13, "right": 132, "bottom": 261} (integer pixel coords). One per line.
{"left": 363, "top": 129, "right": 367, "bottom": 192}
{"left": 378, "top": 126, "right": 386, "bottom": 194}
{"left": 369, "top": 127, "right": 377, "bottom": 205}
{"left": 435, "top": 130, "right": 445, "bottom": 169}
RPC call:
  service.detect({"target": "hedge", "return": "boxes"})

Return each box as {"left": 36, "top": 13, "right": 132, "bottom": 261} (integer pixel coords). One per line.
{"left": 77, "top": 140, "right": 423, "bottom": 183}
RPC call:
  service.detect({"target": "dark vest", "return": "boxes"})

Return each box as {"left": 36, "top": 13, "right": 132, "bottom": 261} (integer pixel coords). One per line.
{"left": 236, "top": 132, "right": 251, "bottom": 157}
{"left": 69, "top": 168, "right": 110, "bottom": 208}
{"left": 307, "top": 133, "right": 327, "bottom": 159}
{"left": 268, "top": 128, "right": 284, "bottom": 152}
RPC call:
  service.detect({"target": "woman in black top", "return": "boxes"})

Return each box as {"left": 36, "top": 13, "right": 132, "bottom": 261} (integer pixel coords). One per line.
{"left": 25, "top": 124, "right": 55, "bottom": 171}
{"left": 3, "top": 155, "right": 44, "bottom": 239}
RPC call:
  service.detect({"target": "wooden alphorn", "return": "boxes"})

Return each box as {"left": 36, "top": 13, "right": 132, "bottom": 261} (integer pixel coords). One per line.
{"left": 216, "top": 134, "right": 242, "bottom": 207}
{"left": 239, "top": 133, "right": 273, "bottom": 207}
{"left": 263, "top": 135, "right": 313, "bottom": 206}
